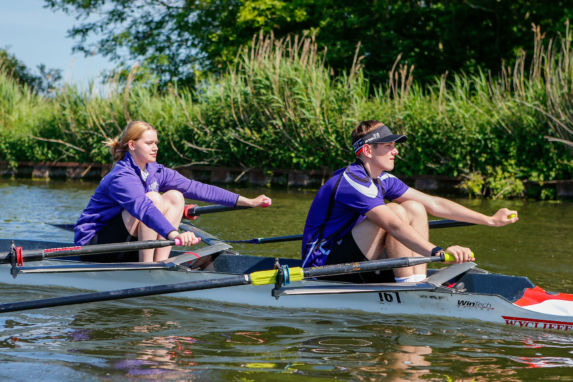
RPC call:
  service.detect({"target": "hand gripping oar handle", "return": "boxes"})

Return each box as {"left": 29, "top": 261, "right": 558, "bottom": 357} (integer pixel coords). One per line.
{"left": 0, "top": 253, "right": 464, "bottom": 313}
{"left": 1, "top": 239, "right": 182, "bottom": 265}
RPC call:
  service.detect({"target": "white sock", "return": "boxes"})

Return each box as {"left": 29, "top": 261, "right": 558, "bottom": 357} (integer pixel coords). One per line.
{"left": 395, "top": 274, "right": 427, "bottom": 283}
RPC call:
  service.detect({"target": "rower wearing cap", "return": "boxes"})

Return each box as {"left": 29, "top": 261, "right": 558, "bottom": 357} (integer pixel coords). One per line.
{"left": 301, "top": 120, "right": 518, "bottom": 283}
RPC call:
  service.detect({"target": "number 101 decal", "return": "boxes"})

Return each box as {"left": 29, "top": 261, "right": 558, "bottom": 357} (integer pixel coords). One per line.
{"left": 378, "top": 292, "right": 402, "bottom": 304}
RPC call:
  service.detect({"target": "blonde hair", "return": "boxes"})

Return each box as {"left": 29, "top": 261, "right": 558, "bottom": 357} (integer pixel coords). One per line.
{"left": 105, "top": 121, "right": 156, "bottom": 161}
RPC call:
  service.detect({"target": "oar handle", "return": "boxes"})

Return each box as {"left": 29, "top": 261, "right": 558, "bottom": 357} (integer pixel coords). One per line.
{"left": 443, "top": 251, "right": 475, "bottom": 262}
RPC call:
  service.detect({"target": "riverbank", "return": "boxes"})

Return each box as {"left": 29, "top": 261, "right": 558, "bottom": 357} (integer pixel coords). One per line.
{"left": 2, "top": 160, "right": 572, "bottom": 199}
{"left": 1, "top": 33, "right": 571, "bottom": 200}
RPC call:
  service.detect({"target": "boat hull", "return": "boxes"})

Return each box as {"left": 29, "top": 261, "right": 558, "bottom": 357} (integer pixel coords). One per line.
{"left": 0, "top": 239, "right": 571, "bottom": 332}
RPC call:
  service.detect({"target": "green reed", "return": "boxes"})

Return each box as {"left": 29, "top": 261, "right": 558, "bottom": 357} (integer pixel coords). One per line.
{"left": 0, "top": 26, "right": 571, "bottom": 198}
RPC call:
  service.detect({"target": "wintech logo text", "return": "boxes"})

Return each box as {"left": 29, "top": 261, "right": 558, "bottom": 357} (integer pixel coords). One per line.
{"left": 457, "top": 300, "right": 494, "bottom": 311}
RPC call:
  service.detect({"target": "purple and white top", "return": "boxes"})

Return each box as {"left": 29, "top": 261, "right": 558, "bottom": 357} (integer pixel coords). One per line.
{"left": 74, "top": 152, "right": 239, "bottom": 245}
{"left": 301, "top": 161, "right": 409, "bottom": 267}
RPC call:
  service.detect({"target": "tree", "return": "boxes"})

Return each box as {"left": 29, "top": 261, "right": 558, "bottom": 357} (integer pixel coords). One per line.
{"left": 44, "top": 0, "right": 573, "bottom": 87}
{"left": 0, "top": 48, "right": 62, "bottom": 93}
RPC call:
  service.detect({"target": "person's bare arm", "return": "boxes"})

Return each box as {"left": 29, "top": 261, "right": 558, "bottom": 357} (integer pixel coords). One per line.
{"left": 366, "top": 204, "right": 473, "bottom": 262}
{"left": 395, "top": 188, "right": 518, "bottom": 226}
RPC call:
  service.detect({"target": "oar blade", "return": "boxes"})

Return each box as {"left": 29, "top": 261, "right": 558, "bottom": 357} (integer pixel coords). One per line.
{"left": 48, "top": 223, "right": 75, "bottom": 231}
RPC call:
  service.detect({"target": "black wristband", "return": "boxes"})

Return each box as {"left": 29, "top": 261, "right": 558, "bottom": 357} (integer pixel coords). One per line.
{"left": 431, "top": 246, "right": 444, "bottom": 257}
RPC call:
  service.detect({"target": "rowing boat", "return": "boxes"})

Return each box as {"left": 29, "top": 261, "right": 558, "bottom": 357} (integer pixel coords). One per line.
{"left": 1, "top": 223, "right": 572, "bottom": 332}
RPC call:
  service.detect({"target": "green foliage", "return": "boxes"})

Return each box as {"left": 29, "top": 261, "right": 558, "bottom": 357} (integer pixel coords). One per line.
{"left": 459, "top": 172, "right": 485, "bottom": 198}
{"left": 0, "top": 30, "right": 572, "bottom": 199}
{"left": 43, "top": 0, "right": 573, "bottom": 87}
{"left": 484, "top": 165, "right": 526, "bottom": 200}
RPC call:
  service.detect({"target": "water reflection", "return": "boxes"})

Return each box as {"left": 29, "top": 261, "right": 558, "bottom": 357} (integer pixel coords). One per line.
{"left": 1, "top": 296, "right": 571, "bottom": 380}
{"left": 301, "top": 335, "right": 432, "bottom": 381}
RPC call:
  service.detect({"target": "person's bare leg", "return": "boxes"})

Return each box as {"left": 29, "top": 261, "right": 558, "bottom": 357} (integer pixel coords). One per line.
{"left": 400, "top": 200, "right": 429, "bottom": 275}
{"left": 385, "top": 201, "right": 428, "bottom": 279}
{"left": 351, "top": 218, "right": 387, "bottom": 261}
{"left": 352, "top": 201, "right": 429, "bottom": 280}
{"left": 121, "top": 209, "right": 154, "bottom": 261}
{"left": 123, "top": 191, "right": 179, "bottom": 262}
{"left": 152, "top": 190, "right": 185, "bottom": 261}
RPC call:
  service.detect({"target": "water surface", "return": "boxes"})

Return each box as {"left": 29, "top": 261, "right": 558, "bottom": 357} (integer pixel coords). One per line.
{"left": 0, "top": 179, "right": 572, "bottom": 380}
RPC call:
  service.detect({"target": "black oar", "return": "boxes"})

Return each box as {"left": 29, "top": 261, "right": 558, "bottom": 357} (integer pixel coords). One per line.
{"left": 50, "top": 219, "right": 476, "bottom": 243}
{"left": 428, "top": 219, "right": 475, "bottom": 229}
{"left": 226, "top": 219, "right": 475, "bottom": 244}
{"left": 49, "top": 223, "right": 75, "bottom": 230}
{"left": 226, "top": 234, "right": 303, "bottom": 244}
{"left": 48, "top": 205, "right": 251, "bottom": 231}
{"left": 1, "top": 239, "right": 182, "bottom": 265}
{"left": 0, "top": 252, "right": 458, "bottom": 313}
{"left": 183, "top": 204, "right": 250, "bottom": 219}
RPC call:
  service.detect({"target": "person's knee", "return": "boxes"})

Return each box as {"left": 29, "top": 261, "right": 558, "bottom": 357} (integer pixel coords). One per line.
{"left": 146, "top": 191, "right": 170, "bottom": 213}
{"left": 387, "top": 203, "right": 409, "bottom": 222}
{"left": 353, "top": 217, "right": 385, "bottom": 237}
{"left": 146, "top": 191, "right": 163, "bottom": 206}
{"left": 401, "top": 200, "right": 426, "bottom": 220}
{"left": 164, "top": 190, "right": 185, "bottom": 207}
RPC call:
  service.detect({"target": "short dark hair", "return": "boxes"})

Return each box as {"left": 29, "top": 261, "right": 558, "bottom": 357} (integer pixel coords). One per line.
{"left": 351, "top": 120, "right": 384, "bottom": 144}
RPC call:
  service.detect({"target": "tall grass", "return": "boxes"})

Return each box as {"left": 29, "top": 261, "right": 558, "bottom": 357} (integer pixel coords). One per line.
{"left": 0, "top": 25, "right": 571, "bottom": 198}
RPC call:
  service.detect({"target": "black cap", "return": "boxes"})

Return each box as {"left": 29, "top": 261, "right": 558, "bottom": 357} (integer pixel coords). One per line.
{"left": 352, "top": 125, "right": 407, "bottom": 154}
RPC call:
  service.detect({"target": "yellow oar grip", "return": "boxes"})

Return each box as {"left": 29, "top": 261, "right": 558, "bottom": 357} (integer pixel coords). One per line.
{"left": 443, "top": 251, "right": 475, "bottom": 262}
{"left": 249, "top": 267, "right": 304, "bottom": 286}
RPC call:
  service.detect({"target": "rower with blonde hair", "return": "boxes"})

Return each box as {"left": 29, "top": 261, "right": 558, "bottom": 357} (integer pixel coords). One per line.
{"left": 75, "top": 120, "right": 271, "bottom": 262}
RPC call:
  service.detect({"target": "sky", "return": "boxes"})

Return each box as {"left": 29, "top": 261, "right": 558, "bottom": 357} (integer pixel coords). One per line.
{"left": 0, "top": 0, "right": 115, "bottom": 88}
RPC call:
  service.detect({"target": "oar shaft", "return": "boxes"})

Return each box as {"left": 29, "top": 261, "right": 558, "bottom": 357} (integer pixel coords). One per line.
{"left": 246, "top": 253, "right": 453, "bottom": 285}
{"left": 227, "top": 235, "right": 303, "bottom": 244}
{"left": 226, "top": 220, "right": 475, "bottom": 245}
{"left": 0, "top": 274, "right": 249, "bottom": 313}
{"left": 1, "top": 239, "right": 179, "bottom": 264}
{"left": 184, "top": 204, "right": 250, "bottom": 219}
{"left": 302, "top": 254, "right": 445, "bottom": 279}
{"left": 428, "top": 219, "right": 474, "bottom": 229}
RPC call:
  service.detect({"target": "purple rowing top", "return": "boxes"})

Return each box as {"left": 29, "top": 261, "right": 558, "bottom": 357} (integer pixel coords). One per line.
{"left": 301, "top": 161, "right": 408, "bottom": 267}
{"left": 74, "top": 152, "right": 239, "bottom": 245}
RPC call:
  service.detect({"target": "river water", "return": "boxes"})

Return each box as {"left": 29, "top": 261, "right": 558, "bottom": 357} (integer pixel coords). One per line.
{"left": 0, "top": 179, "right": 572, "bottom": 380}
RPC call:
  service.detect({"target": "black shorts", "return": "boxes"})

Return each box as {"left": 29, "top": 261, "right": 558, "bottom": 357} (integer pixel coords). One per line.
{"left": 323, "top": 231, "right": 396, "bottom": 283}
{"left": 87, "top": 213, "right": 139, "bottom": 262}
